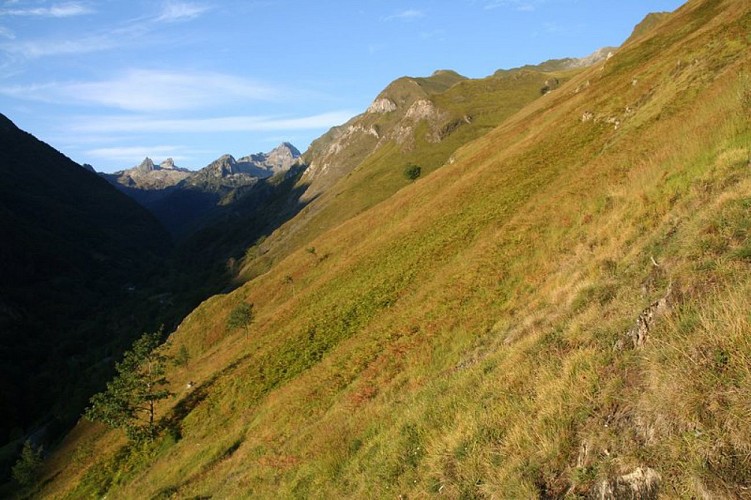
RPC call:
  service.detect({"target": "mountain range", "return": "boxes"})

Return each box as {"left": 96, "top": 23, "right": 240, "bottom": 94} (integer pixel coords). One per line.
{"left": 101, "top": 142, "right": 301, "bottom": 235}
{"left": 5, "top": 0, "right": 751, "bottom": 497}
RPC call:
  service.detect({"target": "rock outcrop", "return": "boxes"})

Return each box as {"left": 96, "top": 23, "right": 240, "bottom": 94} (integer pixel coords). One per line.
{"left": 616, "top": 284, "right": 674, "bottom": 350}
{"left": 590, "top": 467, "right": 661, "bottom": 499}
{"left": 301, "top": 72, "right": 467, "bottom": 197}
{"left": 367, "top": 98, "right": 397, "bottom": 114}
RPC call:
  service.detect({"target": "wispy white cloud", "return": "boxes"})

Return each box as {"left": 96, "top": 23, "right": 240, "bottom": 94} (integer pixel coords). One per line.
{"left": 69, "top": 110, "right": 355, "bottom": 134}
{"left": 67, "top": 70, "right": 277, "bottom": 111}
{"left": 0, "top": 2, "right": 93, "bottom": 18}
{"left": 483, "top": 0, "right": 540, "bottom": 11}
{"left": 156, "top": 1, "right": 210, "bottom": 22}
{"left": 0, "top": 26, "right": 14, "bottom": 39}
{"left": 1, "top": 33, "right": 118, "bottom": 58}
{"left": 0, "top": 2, "right": 205, "bottom": 60}
{"left": 0, "top": 69, "right": 281, "bottom": 111}
{"left": 384, "top": 9, "right": 425, "bottom": 21}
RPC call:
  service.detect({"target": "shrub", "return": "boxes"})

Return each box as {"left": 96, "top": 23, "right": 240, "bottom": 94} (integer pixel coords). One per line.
{"left": 174, "top": 344, "right": 190, "bottom": 367}
{"left": 227, "top": 302, "right": 254, "bottom": 335}
{"left": 403, "top": 164, "right": 421, "bottom": 181}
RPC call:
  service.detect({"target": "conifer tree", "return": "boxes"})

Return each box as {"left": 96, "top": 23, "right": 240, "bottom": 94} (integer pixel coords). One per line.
{"left": 85, "top": 330, "right": 173, "bottom": 442}
{"left": 11, "top": 439, "right": 43, "bottom": 488}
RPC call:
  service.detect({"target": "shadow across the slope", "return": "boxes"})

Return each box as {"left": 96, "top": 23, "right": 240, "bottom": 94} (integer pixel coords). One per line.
{"left": 161, "top": 165, "right": 318, "bottom": 316}
{"left": 160, "top": 353, "right": 251, "bottom": 439}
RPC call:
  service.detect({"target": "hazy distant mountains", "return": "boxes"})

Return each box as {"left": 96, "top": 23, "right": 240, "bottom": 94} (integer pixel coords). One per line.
{"left": 103, "top": 157, "right": 192, "bottom": 191}
{"left": 101, "top": 142, "right": 301, "bottom": 235}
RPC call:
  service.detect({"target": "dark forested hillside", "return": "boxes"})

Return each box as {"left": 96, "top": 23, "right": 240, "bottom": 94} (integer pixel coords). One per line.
{"left": 0, "top": 117, "right": 319, "bottom": 490}
{"left": 0, "top": 113, "right": 172, "bottom": 479}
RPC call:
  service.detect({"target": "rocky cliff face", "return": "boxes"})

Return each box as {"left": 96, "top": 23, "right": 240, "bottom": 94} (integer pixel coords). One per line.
{"left": 300, "top": 71, "right": 467, "bottom": 198}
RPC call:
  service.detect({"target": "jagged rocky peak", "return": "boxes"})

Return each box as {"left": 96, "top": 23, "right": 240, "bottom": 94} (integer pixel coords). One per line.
{"left": 137, "top": 157, "right": 156, "bottom": 172}
{"left": 267, "top": 142, "right": 301, "bottom": 164}
{"left": 208, "top": 154, "right": 238, "bottom": 175}
{"left": 159, "top": 158, "right": 177, "bottom": 170}
{"left": 273, "top": 142, "right": 301, "bottom": 157}
{"left": 81, "top": 163, "right": 95, "bottom": 173}
{"left": 234, "top": 143, "right": 302, "bottom": 176}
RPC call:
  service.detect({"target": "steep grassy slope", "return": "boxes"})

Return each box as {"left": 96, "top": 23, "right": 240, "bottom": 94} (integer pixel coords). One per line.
{"left": 241, "top": 65, "right": 581, "bottom": 280}
{"left": 167, "top": 165, "right": 316, "bottom": 307}
{"left": 38, "top": 0, "right": 751, "bottom": 497}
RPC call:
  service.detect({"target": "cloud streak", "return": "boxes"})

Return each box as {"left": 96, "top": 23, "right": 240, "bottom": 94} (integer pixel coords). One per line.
{"left": 70, "top": 111, "right": 355, "bottom": 134}
{"left": 383, "top": 9, "right": 425, "bottom": 21}
{"left": 66, "top": 70, "right": 278, "bottom": 111}
{"left": 156, "top": 1, "right": 210, "bottom": 22}
{"left": 0, "top": 69, "right": 281, "bottom": 111}
{"left": 0, "top": 27, "right": 15, "bottom": 39}
{"left": 1, "top": 34, "right": 118, "bottom": 58}
{"left": 483, "top": 0, "right": 540, "bottom": 11}
{"left": 0, "top": 2, "right": 93, "bottom": 18}
{"left": 0, "top": 2, "right": 207, "bottom": 61}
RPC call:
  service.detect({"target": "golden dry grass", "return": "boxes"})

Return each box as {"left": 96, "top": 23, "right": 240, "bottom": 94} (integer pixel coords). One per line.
{"left": 35, "top": 0, "right": 751, "bottom": 498}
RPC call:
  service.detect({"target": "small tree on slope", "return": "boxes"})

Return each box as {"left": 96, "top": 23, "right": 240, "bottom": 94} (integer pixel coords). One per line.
{"left": 85, "top": 330, "right": 173, "bottom": 443}
{"left": 227, "top": 302, "right": 254, "bottom": 336}
{"left": 11, "top": 439, "right": 43, "bottom": 488}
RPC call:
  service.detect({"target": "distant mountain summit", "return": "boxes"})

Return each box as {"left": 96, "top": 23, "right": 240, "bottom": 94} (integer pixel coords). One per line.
{"left": 137, "top": 157, "right": 156, "bottom": 172}
{"left": 101, "top": 142, "right": 302, "bottom": 235}
{"left": 184, "top": 142, "right": 301, "bottom": 188}
{"left": 159, "top": 158, "right": 179, "bottom": 170}
{"left": 103, "top": 156, "right": 192, "bottom": 191}
{"left": 264, "top": 142, "right": 301, "bottom": 174}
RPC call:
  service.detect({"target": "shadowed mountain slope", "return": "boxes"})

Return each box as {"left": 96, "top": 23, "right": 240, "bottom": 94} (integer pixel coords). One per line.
{"left": 37, "top": 1, "right": 751, "bottom": 497}
{"left": 0, "top": 113, "right": 172, "bottom": 478}
{"left": 101, "top": 143, "right": 301, "bottom": 237}
{"left": 141, "top": 143, "right": 301, "bottom": 236}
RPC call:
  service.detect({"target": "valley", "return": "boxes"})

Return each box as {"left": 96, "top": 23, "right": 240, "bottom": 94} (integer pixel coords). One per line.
{"left": 2, "top": 0, "right": 751, "bottom": 498}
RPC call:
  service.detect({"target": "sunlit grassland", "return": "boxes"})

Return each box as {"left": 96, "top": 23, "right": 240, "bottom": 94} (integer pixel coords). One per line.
{"left": 240, "top": 68, "right": 576, "bottom": 283}
{"left": 37, "top": 1, "right": 751, "bottom": 497}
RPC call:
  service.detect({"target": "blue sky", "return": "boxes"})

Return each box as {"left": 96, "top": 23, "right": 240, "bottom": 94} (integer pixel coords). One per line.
{"left": 0, "top": 0, "right": 685, "bottom": 173}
